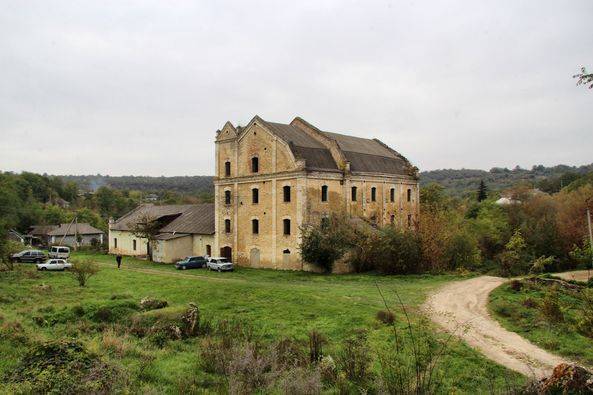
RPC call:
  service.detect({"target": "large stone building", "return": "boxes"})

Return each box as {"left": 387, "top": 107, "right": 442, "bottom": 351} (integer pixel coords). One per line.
{"left": 214, "top": 115, "right": 419, "bottom": 271}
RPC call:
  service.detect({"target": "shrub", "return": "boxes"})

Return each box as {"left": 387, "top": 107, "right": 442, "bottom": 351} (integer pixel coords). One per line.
{"left": 70, "top": 258, "right": 99, "bottom": 287}
{"left": 336, "top": 330, "right": 372, "bottom": 384}
{"left": 308, "top": 330, "right": 326, "bottom": 364}
{"left": 374, "top": 227, "right": 422, "bottom": 274}
{"left": 540, "top": 287, "right": 564, "bottom": 323}
{"left": 227, "top": 342, "right": 275, "bottom": 394}
{"left": 279, "top": 367, "right": 322, "bottom": 395}
{"left": 509, "top": 279, "right": 523, "bottom": 292}
{"left": 445, "top": 231, "right": 481, "bottom": 270}
{"left": 139, "top": 297, "right": 168, "bottom": 311}
{"left": 530, "top": 255, "right": 555, "bottom": 274}
{"left": 7, "top": 340, "right": 124, "bottom": 393}
{"left": 576, "top": 289, "right": 593, "bottom": 338}
{"left": 300, "top": 214, "right": 354, "bottom": 273}
{"left": 522, "top": 297, "right": 538, "bottom": 308}
{"left": 376, "top": 309, "right": 395, "bottom": 325}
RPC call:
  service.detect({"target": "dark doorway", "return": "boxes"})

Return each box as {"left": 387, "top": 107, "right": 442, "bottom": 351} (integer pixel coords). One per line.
{"left": 220, "top": 246, "right": 232, "bottom": 261}
{"left": 206, "top": 244, "right": 212, "bottom": 256}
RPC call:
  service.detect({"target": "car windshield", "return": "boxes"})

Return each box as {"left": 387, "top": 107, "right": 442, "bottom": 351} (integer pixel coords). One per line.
{"left": 218, "top": 259, "right": 228, "bottom": 263}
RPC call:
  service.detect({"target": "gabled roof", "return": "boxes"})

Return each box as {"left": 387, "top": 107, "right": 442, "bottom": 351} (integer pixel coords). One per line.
{"left": 48, "top": 223, "right": 104, "bottom": 236}
{"left": 238, "top": 116, "right": 416, "bottom": 177}
{"left": 28, "top": 225, "right": 58, "bottom": 236}
{"left": 111, "top": 203, "right": 215, "bottom": 235}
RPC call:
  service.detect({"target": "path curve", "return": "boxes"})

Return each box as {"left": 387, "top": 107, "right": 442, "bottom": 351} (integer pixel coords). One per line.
{"left": 423, "top": 276, "right": 570, "bottom": 378}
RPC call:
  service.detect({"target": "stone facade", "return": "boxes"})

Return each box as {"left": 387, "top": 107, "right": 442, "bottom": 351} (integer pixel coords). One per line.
{"left": 214, "top": 116, "right": 419, "bottom": 271}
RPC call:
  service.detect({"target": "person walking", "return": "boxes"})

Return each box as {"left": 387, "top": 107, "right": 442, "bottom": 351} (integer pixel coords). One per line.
{"left": 116, "top": 254, "right": 122, "bottom": 269}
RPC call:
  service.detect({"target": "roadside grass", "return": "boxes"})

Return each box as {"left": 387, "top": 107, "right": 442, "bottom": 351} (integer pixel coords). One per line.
{"left": 0, "top": 252, "right": 523, "bottom": 393}
{"left": 489, "top": 278, "right": 593, "bottom": 366}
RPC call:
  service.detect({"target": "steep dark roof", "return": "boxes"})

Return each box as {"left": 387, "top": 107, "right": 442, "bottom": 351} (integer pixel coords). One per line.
{"left": 48, "top": 223, "right": 104, "bottom": 236}
{"left": 111, "top": 203, "right": 214, "bottom": 235}
{"left": 322, "top": 132, "right": 410, "bottom": 174}
{"left": 258, "top": 119, "right": 339, "bottom": 171}
{"left": 255, "top": 117, "right": 414, "bottom": 176}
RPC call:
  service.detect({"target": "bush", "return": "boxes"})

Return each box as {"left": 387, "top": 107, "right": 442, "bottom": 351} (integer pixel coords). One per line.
{"left": 540, "top": 287, "right": 564, "bottom": 323}
{"left": 7, "top": 340, "right": 124, "bottom": 393}
{"left": 374, "top": 227, "right": 422, "bottom": 274}
{"left": 139, "top": 297, "right": 168, "bottom": 311}
{"left": 376, "top": 309, "right": 395, "bottom": 325}
{"left": 336, "top": 330, "right": 372, "bottom": 384}
{"left": 576, "top": 289, "right": 593, "bottom": 338}
{"left": 509, "top": 279, "right": 523, "bottom": 292}
{"left": 70, "top": 258, "right": 99, "bottom": 287}
{"left": 445, "top": 231, "right": 481, "bottom": 270}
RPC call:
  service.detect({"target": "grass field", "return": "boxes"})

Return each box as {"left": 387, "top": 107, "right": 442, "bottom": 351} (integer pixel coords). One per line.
{"left": 0, "top": 252, "right": 524, "bottom": 393}
{"left": 489, "top": 278, "right": 593, "bottom": 367}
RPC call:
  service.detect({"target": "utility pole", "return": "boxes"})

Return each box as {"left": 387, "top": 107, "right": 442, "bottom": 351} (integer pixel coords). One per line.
{"left": 587, "top": 206, "right": 593, "bottom": 281}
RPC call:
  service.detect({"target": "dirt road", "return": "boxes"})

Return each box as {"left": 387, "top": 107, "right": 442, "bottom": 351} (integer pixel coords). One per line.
{"left": 424, "top": 276, "right": 570, "bottom": 378}
{"left": 554, "top": 270, "right": 591, "bottom": 282}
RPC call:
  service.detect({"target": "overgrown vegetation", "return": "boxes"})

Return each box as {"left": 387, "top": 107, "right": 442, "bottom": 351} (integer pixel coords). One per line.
{"left": 301, "top": 181, "right": 593, "bottom": 276}
{"left": 489, "top": 277, "right": 593, "bottom": 365}
{"left": 0, "top": 254, "right": 522, "bottom": 393}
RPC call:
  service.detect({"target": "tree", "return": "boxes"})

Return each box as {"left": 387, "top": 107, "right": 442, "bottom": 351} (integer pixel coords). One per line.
{"left": 130, "top": 214, "right": 161, "bottom": 260}
{"left": 70, "top": 258, "right": 99, "bottom": 287}
{"left": 574, "top": 66, "right": 593, "bottom": 90}
{"left": 477, "top": 180, "right": 488, "bottom": 202}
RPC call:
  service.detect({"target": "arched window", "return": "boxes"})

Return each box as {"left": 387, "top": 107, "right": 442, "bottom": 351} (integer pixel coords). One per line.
{"left": 252, "top": 188, "right": 259, "bottom": 204}
{"left": 114, "top": 238, "right": 117, "bottom": 248}
{"left": 283, "top": 185, "right": 291, "bottom": 202}
{"left": 390, "top": 188, "right": 395, "bottom": 202}
{"left": 351, "top": 186, "right": 357, "bottom": 201}
{"left": 407, "top": 188, "right": 412, "bottom": 202}
{"left": 133, "top": 239, "right": 137, "bottom": 251}
{"left": 371, "top": 187, "right": 377, "bottom": 202}
{"left": 251, "top": 157, "right": 259, "bottom": 173}
{"left": 252, "top": 219, "right": 259, "bottom": 234}
{"left": 283, "top": 219, "right": 291, "bottom": 235}
{"left": 224, "top": 161, "right": 231, "bottom": 177}
{"left": 321, "top": 185, "right": 328, "bottom": 202}
{"left": 224, "top": 219, "right": 231, "bottom": 233}
{"left": 224, "top": 190, "right": 231, "bottom": 205}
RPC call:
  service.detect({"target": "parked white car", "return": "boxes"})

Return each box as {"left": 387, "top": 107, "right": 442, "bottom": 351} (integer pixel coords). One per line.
{"left": 206, "top": 257, "right": 234, "bottom": 272}
{"left": 36, "top": 259, "right": 72, "bottom": 271}
{"left": 49, "top": 246, "right": 70, "bottom": 259}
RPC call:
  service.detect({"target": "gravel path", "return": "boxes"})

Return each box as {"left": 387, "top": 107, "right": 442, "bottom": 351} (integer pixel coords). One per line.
{"left": 424, "top": 275, "right": 571, "bottom": 378}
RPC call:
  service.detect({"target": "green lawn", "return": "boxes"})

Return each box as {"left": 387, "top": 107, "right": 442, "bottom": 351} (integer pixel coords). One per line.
{"left": 489, "top": 278, "right": 593, "bottom": 366}
{"left": 0, "top": 252, "right": 523, "bottom": 393}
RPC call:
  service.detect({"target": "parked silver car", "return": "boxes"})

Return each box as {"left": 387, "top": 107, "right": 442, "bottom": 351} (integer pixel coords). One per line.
{"left": 206, "top": 257, "right": 234, "bottom": 272}
{"left": 36, "top": 259, "right": 72, "bottom": 271}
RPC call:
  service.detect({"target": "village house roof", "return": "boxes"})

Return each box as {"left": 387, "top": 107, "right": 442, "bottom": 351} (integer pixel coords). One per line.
{"left": 224, "top": 116, "right": 417, "bottom": 177}
{"left": 111, "top": 203, "right": 215, "bottom": 235}
{"left": 27, "top": 225, "right": 58, "bottom": 236}
{"left": 47, "top": 223, "right": 105, "bottom": 236}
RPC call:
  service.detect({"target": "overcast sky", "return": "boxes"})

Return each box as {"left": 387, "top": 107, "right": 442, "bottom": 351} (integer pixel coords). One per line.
{"left": 1, "top": 1, "right": 592, "bottom": 176}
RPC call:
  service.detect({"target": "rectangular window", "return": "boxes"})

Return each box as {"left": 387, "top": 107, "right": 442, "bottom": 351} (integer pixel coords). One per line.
{"left": 224, "top": 219, "right": 231, "bottom": 233}
{"left": 283, "top": 185, "right": 291, "bottom": 202}
{"left": 371, "top": 187, "right": 376, "bottom": 202}
{"left": 283, "top": 219, "right": 291, "bottom": 235}
{"left": 251, "top": 157, "right": 259, "bottom": 173}
{"left": 133, "top": 239, "right": 137, "bottom": 251}
{"left": 252, "top": 188, "right": 259, "bottom": 204}
{"left": 351, "top": 186, "right": 357, "bottom": 201}
{"left": 321, "top": 185, "right": 328, "bottom": 202}
{"left": 224, "top": 190, "right": 231, "bottom": 205}
{"left": 224, "top": 161, "right": 231, "bottom": 177}
{"left": 252, "top": 219, "right": 259, "bottom": 234}
{"left": 114, "top": 238, "right": 117, "bottom": 248}
{"left": 407, "top": 188, "right": 412, "bottom": 202}
{"left": 390, "top": 188, "right": 395, "bottom": 202}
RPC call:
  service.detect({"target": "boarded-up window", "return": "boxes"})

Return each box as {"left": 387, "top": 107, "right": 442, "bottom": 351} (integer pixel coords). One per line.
{"left": 206, "top": 245, "right": 211, "bottom": 256}
{"left": 283, "top": 185, "right": 291, "bottom": 202}
{"left": 283, "top": 249, "right": 290, "bottom": 265}
{"left": 321, "top": 185, "right": 328, "bottom": 202}
{"left": 252, "top": 188, "right": 259, "bottom": 204}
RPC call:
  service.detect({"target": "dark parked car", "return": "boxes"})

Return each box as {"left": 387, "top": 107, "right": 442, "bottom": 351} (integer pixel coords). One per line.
{"left": 11, "top": 250, "right": 46, "bottom": 263}
{"left": 175, "top": 256, "right": 208, "bottom": 270}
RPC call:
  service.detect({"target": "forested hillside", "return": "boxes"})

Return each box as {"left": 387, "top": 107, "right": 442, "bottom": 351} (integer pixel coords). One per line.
{"left": 420, "top": 163, "right": 593, "bottom": 197}
{"left": 58, "top": 175, "right": 214, "bottom": 195}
